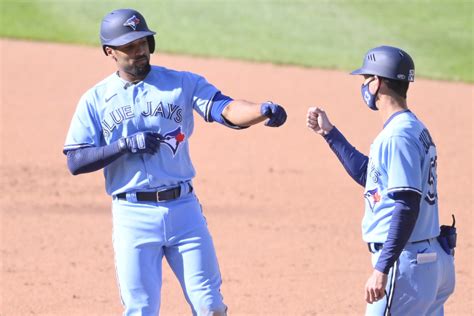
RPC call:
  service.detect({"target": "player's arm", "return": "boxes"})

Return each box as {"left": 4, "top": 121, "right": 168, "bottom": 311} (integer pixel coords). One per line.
{"left": 307, "top": 107, "right": 368, "bottom": 186}
{"left": 222, "top": 100, "right": 287, "bottom": 127}
{"left": 209, "top": 92, "right": 287, "bottom": 128}
{"left": 65, "top": 132, "right": 160, "bottom": 175}
{"left": 374, "top": 191, "right": 421, "bottom": 274}
{"left": 66, "top": 142, "right": 124, "bottom": 175}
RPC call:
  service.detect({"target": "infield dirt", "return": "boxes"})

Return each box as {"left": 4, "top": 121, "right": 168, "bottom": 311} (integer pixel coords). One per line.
{"left": 1, "top": 39, "right": 472, "bottom": 315}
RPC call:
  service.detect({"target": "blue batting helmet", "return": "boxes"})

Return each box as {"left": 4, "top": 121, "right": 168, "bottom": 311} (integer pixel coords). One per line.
{"left": 100, "top": 8, "right": 156, "bottom": 55}
{"left": 351, "top": 46, "right": 415, "bottom": 82}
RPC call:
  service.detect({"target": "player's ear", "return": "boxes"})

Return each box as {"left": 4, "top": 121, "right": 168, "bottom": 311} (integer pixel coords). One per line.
{"left": 105, "top": 46, "right": 114, "bottom": 56}
{"left": 368, "top": 76, "right": 381, "bottom": 95}
{"left": 377, "top": 76, "right": 391, "bottom": 93}
{"left": 105, "top": 46, "right": 118, "bottom": 61}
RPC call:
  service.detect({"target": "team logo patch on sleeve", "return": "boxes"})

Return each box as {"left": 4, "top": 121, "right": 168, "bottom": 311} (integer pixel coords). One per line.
{"left": 123, "top": 15, "right": 140, "bottom": 30}
{"left": 364, "top": 188, "right": 381, "bottom": 211}
{"left": 159, "top": 127, "right": 185, "bottom": 156}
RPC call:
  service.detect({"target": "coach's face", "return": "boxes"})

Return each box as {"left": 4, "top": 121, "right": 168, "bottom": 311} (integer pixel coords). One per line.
{"left": 106, "top": 37, "right": 151, "bottom": 79}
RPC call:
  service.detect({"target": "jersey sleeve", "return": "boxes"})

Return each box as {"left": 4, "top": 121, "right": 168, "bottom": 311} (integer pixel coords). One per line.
{"left": 190, "top": 73, "right": 220, "bottom": 122}
{"left": 384, "top": 136, "right": 423, "bottom": 195}
{"left": 324, "top": 126, "right": 368, "bottom": 187}
{"left": 63, "top": 94, "right": 103, "bottom": 154}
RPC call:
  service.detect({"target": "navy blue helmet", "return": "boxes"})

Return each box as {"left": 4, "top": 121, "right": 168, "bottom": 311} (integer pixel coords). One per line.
{"left": 351, "top": 46, "right": 415, "bottom": 82}
{"left": 100, "top": 9, "right": 156, "bottom": 55}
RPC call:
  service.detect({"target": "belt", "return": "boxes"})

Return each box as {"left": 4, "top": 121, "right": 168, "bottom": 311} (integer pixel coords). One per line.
{"left": 367, "top": 238, "right": 432, "bottom": 254}
{"left": 115, "top": 184, "right": 193, "bottom": 202}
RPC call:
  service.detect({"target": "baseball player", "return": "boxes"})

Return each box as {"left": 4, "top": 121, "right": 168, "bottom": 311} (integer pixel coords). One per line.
{"left": 306, "top": 46, "right": 455, "bottom": 315}
{"left": 63, "top": 8, "right": 287, "bottom": 316}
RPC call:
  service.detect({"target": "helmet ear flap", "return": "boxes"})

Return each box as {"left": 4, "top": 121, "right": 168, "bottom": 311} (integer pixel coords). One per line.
{"left": 147, "top": 36, "right": 155, "bottom": 54}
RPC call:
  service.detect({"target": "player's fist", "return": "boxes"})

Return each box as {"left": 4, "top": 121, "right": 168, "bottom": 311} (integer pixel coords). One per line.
{"left": 119, "top": 131, "right": 161, "bottom": 154}
{"left": 260, "top": 102, "right": 287, "bottom": 127}
{"left": 365, "top": 270, "right": 388, "bottom": 304}
{"left": 307, "top": 107, "right": 334, "bottom": 136}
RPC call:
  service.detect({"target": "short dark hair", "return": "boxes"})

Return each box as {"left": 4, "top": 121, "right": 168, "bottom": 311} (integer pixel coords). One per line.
{"left": 382, "top": 77, "right": 410, "bottom": 99}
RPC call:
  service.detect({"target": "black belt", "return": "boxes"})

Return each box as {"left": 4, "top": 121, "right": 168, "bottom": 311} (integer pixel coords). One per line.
{"left": 367, "top": 238, "right": 431, "bottom": 254}
{"left": 115, "top": 184, "right": 192, "bottom": 202}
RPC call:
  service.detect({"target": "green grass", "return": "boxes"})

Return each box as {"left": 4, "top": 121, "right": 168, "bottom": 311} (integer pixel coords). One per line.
{"left": 1, "top": 0, "right": 472, "bottom": 82}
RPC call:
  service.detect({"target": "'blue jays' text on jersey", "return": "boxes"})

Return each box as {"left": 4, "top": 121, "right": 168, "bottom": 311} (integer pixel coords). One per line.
{"left": 64, "top": 66, "right": 219, "bottom": 195}
{"left": 362, "top": 110, "right": 440, "bottom": 243}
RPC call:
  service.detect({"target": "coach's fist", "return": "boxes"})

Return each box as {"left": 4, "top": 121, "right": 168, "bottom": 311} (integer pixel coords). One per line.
{"left": 307, "top": 107, "right": 334, "bottom": 136}
{"left": 260, "top": 102, "right": 287, "bottom": 127}
{"left": 119, "top": 131, "right": 161, "bottom": 154}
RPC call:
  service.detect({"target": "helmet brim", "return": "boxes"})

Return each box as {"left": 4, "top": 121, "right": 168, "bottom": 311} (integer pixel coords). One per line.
{"left": 350, "top": 68, "right": 368, "bottom": 76}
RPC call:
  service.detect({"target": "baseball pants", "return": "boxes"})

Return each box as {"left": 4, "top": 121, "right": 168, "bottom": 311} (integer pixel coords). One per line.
{"left": 112, "top": 193, "right": 227, "bottom": 316}
{"left": 366, "top": 238, "right": 455, "bottom": 316}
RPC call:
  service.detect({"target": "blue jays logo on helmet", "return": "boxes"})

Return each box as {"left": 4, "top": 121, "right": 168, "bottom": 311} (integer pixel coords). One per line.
{"left": 123, "top": 15, "right": 140, "bottom": 31}
{"left": 159, "top": 127, "right": 186, "bottom": 156}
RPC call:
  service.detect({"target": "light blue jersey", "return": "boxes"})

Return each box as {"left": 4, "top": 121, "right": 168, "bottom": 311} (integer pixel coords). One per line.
{"left": 64, "top": 65, "right": 229, "bottom": 315}
{"left": 362, "top": 110, "right": 440, "bottom": 243}
{"left": 64, "top": 66, "right": 218, "bottom": 195}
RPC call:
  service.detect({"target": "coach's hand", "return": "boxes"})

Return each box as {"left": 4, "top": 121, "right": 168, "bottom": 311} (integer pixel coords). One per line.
{"left": 119, "top": 132, "right": 161, "bottom": 154}
{"left": 260, "top": 102, "right": 287, "bottom": 127}
{"left": 365, "top": 269, "right": 388, "bottom": 304}
{"left": 307, "top": 107, "right": 334, "bottom": 136}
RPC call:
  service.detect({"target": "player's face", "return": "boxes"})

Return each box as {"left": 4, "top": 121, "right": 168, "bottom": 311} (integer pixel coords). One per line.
{"left": 109, "top": 38, "right": 151, "bottom": 79}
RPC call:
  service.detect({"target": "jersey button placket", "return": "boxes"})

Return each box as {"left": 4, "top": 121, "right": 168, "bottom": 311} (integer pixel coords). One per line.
{"left": 135, "top": 84, "right": 154, "bottom": 187}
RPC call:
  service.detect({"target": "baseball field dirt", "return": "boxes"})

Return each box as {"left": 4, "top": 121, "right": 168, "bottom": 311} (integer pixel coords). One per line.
{"left": 1, "top": 39, "right": 472, "bottom": 315}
